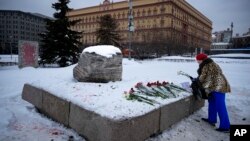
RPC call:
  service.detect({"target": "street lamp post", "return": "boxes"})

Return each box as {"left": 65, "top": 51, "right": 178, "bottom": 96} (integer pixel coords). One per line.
{"left": 128, "top": 0, "right": 134, "bottom": 60}
{"left": 9, "top": 36, "right": 13, "bottom": 60}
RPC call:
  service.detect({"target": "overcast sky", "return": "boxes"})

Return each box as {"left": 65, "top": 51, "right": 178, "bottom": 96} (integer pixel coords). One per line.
{"left": 0, "top": 0, "right": 250, "bottom": 36}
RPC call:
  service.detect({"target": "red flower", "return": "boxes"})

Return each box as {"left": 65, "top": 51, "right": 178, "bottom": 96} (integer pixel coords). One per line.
{"left": 162, "top": 81, "right": 168, "bottom": 85}
{"left": 147, "top": 82, "right": 151, "bottom": 87}
{"left": 135, "top": 82, "right": 143, "bottom": 88}
{"left": 129, "top": 88, "right": 135, "bottom": 94}
{"left": 157, "top": 81, "right": 161, "bottom": 86}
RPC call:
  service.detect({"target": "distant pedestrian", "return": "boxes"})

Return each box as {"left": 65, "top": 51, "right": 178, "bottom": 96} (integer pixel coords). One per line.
{"left": 195, "top": 53, "right": 231, "bottom": 132}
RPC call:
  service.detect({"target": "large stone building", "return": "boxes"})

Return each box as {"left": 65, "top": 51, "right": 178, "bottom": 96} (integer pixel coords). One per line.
{"left": 0, "top": 10, "right": 49, "bottom": 54}
{"left": 67, "top": 0, "right": 212, "bottom": 53}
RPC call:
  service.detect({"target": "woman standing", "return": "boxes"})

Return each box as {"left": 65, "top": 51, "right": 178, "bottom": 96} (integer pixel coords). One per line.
{"left": 196, "top": 53, "right": 231, "bottom": 132}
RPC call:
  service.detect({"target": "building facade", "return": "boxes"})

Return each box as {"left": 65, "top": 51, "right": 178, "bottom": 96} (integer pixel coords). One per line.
{"left": 211, "top": 27, "right": 250, "bottom": 54}
{"left": 212, "top": 28, "right": 233, "bottom": 43}
{"left": 242, "top": 28, "right": 250, "bottom": 36}
{"left": 0, "top": 10, "right": 49, "bottom": 54}
{"left": 211, "top": 28, "right": 233, "bottom": 50}
{"left": 67, "top": 0, "right": 212, "bottom": 52}
{"left": 232, "top": 34, "right": 250, "bottom": 49}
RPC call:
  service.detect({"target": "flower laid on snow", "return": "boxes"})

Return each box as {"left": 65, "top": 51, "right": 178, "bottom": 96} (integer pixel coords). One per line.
{"left": 147, "top": 81, "right": 189, "bottom": 98}
{"left": 124, "top": 81, "right": 191, "bottom": 105}
{"left": 169, "top": 82, "right": 190, "bottom": 93}
{"left": 147, "top": 81, "right": 174, "bottom": 98}
{"left": 123, "top": 89, "right": 159, "bottom": 105}
{"left": 135, "top": 82, "right": 168, "bottom": 99}
{"left": 135, "top": 82, "right": 155, "bottom": 97}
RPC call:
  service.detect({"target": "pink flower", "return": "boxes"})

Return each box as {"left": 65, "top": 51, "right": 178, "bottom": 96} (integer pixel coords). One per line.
{"left": 129, "top": 88, "right": 135, "bottom": 94}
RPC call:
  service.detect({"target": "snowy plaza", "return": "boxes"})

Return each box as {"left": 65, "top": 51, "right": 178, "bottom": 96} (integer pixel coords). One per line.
{"left": 1, "top": 54, "right": 250, "bottom": 141}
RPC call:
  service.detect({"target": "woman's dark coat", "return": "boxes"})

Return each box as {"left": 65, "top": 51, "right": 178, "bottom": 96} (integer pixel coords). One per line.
{"left": 198, "top": 58, "right": 231, "bottom": 94}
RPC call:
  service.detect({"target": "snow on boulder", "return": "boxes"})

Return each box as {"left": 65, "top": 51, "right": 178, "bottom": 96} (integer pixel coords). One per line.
{"left": 73, "top": 45, "right": 122, "bottom": 83}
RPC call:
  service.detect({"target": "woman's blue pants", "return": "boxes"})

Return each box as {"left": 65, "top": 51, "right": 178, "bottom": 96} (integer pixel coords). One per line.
{"left": 208, "top": 91, "right": 230, "bottom": 129}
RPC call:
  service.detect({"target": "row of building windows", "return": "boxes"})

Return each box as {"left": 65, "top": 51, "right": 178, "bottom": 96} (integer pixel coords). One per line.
{"left": 0, "top": 13, "right": 44, "bottom": 22}
{"left": 0, "top": 25, "right": 43, "bottom": 31}
{"left": 0, "top": 30, "right": 40, "bottom": 36}
{"left": 173, "top": 0, "right": 211, "bottom": 27}
{"left": 77, "top": 31, "right": 209, "bottom": 46}
{"left": 0, "top": 21, "right": 44, "bottom": 27}
{"left": 0, "top": 16, "right": 42, "bottom": 22}
{"left": 72, "top": 14, "right": 209, "bottom": 38}
{"left": 93, "top": 5, "right": 207, "bottom": 32}
{"left": 71, "top": 5, "right": 169, "bottom": 24}
{"left": 79, "top": 31, "right": 209, "bottom": 47}
{"left": 72, "top": 16, "right": 209, "bottom": 40}
{"left": 0, "top": 34, "right": 40, "bottom": 40}
{"left": 75, "top": 29, "right": 209, "bottom": 45}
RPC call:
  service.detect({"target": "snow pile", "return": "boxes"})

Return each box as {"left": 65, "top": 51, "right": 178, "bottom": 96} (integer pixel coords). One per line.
{"left": 82, "top": 45, "right": 121, "bottom": 58}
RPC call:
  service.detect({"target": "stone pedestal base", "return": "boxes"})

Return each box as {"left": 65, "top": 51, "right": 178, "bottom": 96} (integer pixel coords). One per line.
{"left": 22, "top": 84, "right": 204, "bottom": 141}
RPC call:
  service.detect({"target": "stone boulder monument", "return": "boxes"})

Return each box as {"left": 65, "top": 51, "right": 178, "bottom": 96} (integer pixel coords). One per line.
{"left": 73, "top": 45, "right": 122, "bottom": 83}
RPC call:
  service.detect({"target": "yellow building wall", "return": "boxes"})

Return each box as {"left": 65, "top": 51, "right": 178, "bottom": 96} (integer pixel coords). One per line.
{"left": 67, "top": 0, "right": 212, "bottom": 50}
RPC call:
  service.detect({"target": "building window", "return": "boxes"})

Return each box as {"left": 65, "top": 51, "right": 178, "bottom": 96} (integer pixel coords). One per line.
{"left": 142, "top": 10, "right": 145, "bottom": 16}
{"left": 122, "top": 12, "right": 125, "bottom": 18}
{"left": 153, "top": 8, "right": 157, "bottom": 15}
{"left": 148, "top": 9, "right": 151, "bottom": 16}
{"left": 137, "top": 11, "right": 140, "bottom": 17}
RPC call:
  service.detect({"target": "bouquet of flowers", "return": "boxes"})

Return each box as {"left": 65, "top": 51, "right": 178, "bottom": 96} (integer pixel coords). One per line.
{"left": 135, "top": 82, "right": 168, "bottom": 99}
{"left": 147, "top": 81, "right": 176, "bottom": 98}
{"left": 124, "top": 88, "right": 159, "bottom": 105}
{"left": 124, "top": 81, "right": 190, "bottom": 105}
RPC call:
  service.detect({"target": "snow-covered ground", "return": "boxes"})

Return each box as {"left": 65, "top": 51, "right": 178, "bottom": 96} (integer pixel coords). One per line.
{"left": 0, "top": 54, "right": 250, "bottom": 141}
